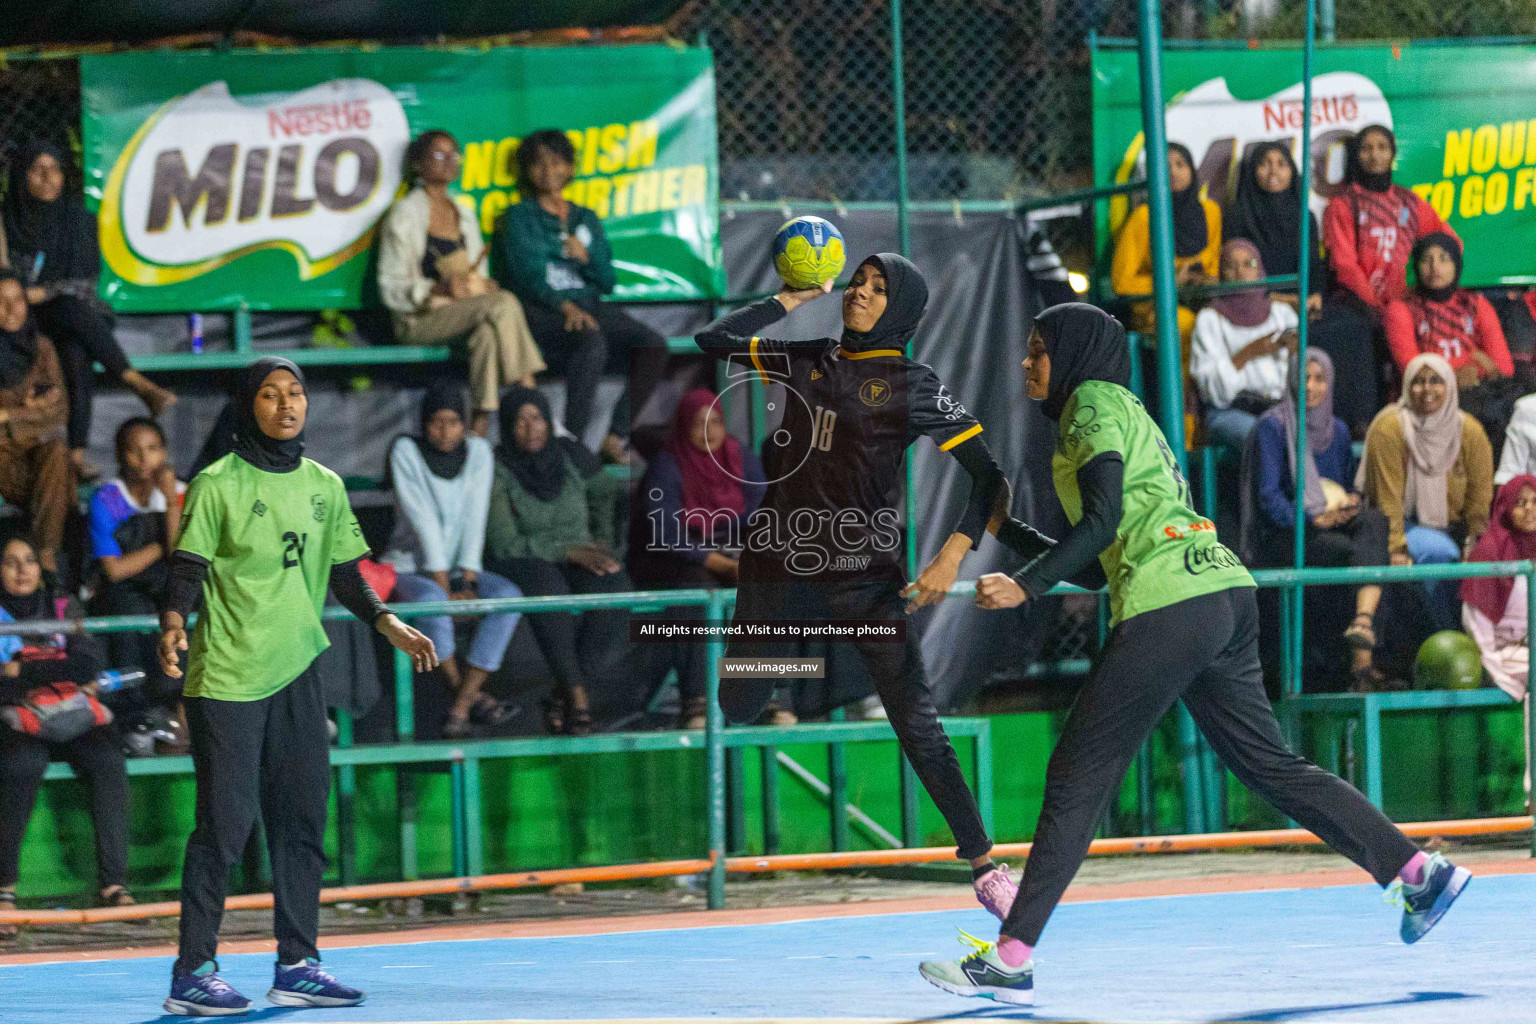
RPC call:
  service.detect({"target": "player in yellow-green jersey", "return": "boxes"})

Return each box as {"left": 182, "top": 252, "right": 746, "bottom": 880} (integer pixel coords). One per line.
{"left": 157, "top": 357, "right": 437, "bottom": 1016}
{"left": 920, "top": 304, "right": 1467, "bottom": 1006}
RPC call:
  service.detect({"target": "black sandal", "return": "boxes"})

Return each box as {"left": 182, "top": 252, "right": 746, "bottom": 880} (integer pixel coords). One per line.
{"left": 565, "top": 687, "right": 593, "bottom": 737}
{"left": 543, "top": 693, "right": 566, "bottom": 736}
{"left": 469, "top": 693, "right": 518, "bottom": 727}
{"left": 99, "top": 885, "right": 135, "bottom": 908}
{"left": 1, "top": 890, "right": 16, "bottom": 939}
{"left": 1343, "top": 612, "right": 1377, "bottom": 651}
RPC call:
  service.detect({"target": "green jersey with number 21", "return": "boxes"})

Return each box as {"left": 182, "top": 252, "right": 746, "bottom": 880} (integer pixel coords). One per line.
{"left": 176, "top": 453, "right": 372, "bottom": 701}
{"left": 1053, "top": 380, "right": 1253, "bottom": 626}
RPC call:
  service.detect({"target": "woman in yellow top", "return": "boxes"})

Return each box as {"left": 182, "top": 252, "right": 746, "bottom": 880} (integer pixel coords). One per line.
{"left": 1111, "top": 143, "right": 1221, "bottom": 440}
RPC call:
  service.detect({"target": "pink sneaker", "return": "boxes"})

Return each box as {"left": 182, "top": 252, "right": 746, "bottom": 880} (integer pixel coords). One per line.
{"left": 974, "top": 867, "right": 1017, "bottom": 922}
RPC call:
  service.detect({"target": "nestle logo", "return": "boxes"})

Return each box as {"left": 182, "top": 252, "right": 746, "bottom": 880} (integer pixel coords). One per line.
{"left": 267, "top": 100, "right": 373, "bottom": 139}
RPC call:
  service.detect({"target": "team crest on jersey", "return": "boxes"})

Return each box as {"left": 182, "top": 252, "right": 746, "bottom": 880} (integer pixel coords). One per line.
{"left": 859, "top": 378, "right": 891, "bottom": 407}
{"left": 251, "top": 500, "right": 267, "bottom": 517}
{"left": 311, "top": 494, "right": 327, "bottom": 522}
{"left": 810, "top": 368, "right": 823, "bottom": 380}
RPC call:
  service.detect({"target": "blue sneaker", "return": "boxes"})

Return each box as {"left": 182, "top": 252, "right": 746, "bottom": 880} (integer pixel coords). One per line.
{"left": 919, "top": 931, "right": 1033, "bottom": 1005}
{"left": 1392, "top": 852, "right": 1472, "bottom": 944}
{"left": 268, "top": 958, "right": 366, "bottom": 1007}
{"left": 164, "top": 961, "right": 252, "bottom": 1016}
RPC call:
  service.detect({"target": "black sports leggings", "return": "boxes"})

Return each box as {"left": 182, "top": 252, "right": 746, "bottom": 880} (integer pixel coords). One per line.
{"left": 493, "top": 556, "right": 633, "bottom": 694}
{"left": 1001, "top": 586, "right": 1419, "bottom": 946}
{"left": 523, "top": 300, "right": 668, "bottom": 441}
{"left": 722, "top": 566, "right": 991, "bottom": 861}
{"left": 32, "top": 295, "right": 132, "bottom": 450}
{"left": 0, "top": 725, "right": 128, "bottom": 890}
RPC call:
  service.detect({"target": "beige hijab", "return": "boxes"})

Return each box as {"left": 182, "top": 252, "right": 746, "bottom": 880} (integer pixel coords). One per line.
{"left": 1357, "top": 353, "right": 1461, "bottom": 529}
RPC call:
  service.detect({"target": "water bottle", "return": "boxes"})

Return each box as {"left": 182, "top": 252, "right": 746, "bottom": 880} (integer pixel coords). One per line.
{"left": 95, "top": 669, "right": 146, "bottom": 693}
{"left": 188, "top": 312, "right": 204, "bottom": 354}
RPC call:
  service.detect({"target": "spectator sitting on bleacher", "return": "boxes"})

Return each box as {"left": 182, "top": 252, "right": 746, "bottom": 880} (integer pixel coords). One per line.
{"left": 378, "top": 130, "right": 545, "bottom": 437}
{"left": 1461, "top": 475, "right": 1536, "bottom": 702}
{"left": 1246, "top": 350, "right": 1393, "bottom": 690}
{"left": 2, "top": 140, "right": 175, "bottom": 481}
{"left": 1385, "top": 233, "right": 1521, "bottom": 453}
{"left": 0, "top": 270, "right": 70, "bottom": 575}
{"left": 1357, "top": 353, "right": 1492, "bottom": 630}
{"left": 1223, "top": 140, "right": 1325, "bottom": 316}
{"left": 484, "top": 385, "right": 628, "bottom": 736}
{"left": 0, "top": 535, "right": 132, "bottom": 932}
{"left": 495, "top": 128, "right": 668, "bottom": 465}
{"left": 383, "top": 381, "right": 521, "bottom": 739}
{"left": 1315, "top": 126, "right": 1458, "bottom": 437}
{"left": 1190, "top": 238, "right": 1297, "bottom": 451}
{"left": 630, "top": 388, "right": 766, "bottom": 729}
{"left": 87, "top": 417, "right": 186, "bottom": 746}
{"left": 1497, "top": 394, "right": 1536, "bottom": 486}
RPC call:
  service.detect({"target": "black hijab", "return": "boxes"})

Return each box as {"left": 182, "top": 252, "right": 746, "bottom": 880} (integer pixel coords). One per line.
{"left": 1167, "top": 142, "right": 1209, "bottom": 259}
{"left": 415, "top": 380, "right": 470, "bottom": 480}
{"left": 1346, "top": 125, "right": 1396, "bottom": 193}
{"left": 840, "top": 253, "right": 928, "bottom": 353}
{"left": 1411, "top": 232, "right": 1463, "bottom": 304}
{"left": 2, "top": 139, "right": 96, "bottom": 286}
{"left": 0, "top": 272, "right": 39, "bottom": 390}
{"left": 1226, "top": 140, "right": 1319, "bottom": 282}
{"left": 1037, "top": 303, "right": 1132, "bottom": 422}
{"left": 497, "top": 385, "right": 571, "bottom": 503}
{"left": 232, "top": 356, "right": 306, "bottom": 473}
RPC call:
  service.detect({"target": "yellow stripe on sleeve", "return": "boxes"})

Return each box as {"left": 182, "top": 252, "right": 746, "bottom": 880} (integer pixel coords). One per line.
{"left": 938, "top": 423, "right": 984, "bottom": 451}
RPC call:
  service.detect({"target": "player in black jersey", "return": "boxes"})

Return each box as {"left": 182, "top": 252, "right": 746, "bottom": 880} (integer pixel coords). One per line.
{"left": 694, "top": 253, "right": 1017, "bottom": 917}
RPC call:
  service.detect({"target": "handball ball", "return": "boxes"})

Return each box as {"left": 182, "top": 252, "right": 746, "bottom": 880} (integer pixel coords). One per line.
{"left": 1413, "top": 630, "right": 1484, "bottom": 690}
{"left": 774, "top": 216, "right": 846, "bottom": 290}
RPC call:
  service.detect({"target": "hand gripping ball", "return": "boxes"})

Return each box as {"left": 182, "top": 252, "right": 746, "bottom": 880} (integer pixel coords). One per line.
{"left": 773, "top": 216, "right": 846, "bottom": 290}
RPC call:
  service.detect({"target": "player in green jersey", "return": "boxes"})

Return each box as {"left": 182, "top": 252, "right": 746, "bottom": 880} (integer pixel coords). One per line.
{"left": 920, "top": 304, "right": 1469, "bottom": 1006}
{"left": 157, "top": 357, "right": 437, "bottom": 1016}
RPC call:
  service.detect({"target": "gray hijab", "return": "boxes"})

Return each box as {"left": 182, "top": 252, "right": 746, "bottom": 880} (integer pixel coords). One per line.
{"left": 1263, "top": 348, "right": 1335, "bottom": 517}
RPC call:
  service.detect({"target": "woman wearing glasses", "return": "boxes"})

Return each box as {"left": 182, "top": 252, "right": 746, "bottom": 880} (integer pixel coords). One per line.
{"left": 378, "top": 130, "right": 545, "bottom": 437}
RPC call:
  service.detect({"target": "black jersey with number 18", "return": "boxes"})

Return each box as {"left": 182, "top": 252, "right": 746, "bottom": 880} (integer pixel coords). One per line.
{"left": 697, "top": 297, "right": 982, "bottom": 581}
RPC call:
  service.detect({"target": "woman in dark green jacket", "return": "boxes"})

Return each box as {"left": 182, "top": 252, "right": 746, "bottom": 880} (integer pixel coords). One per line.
{"left": 484, "top": 385, "right": 628, "bottom": 734}
{"left": 495, "top": 129, "right": 667, "bottom": 464}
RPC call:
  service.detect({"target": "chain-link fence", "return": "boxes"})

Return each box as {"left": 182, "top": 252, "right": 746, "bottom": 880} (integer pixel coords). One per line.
{"left": 0, "top": 57, "right": 80, "bottom": 194}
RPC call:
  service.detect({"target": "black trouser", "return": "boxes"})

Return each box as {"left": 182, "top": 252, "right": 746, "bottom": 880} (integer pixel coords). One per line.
{"left": 0, "top": 724, "right": 128, "bottom": 890}
{"left": 723, "top": 565, "right": 991, "bottom": 861}
{"left": 493, "top": 557, "right": 633, "bottom": 693}
{"left": 1311, "top": 295, "right": 1383, "bottom": 438}
{"left": 1264, "top": 505, "right": 1390, "bottom": 572}
{"left": 524, "top": 300, "right": 668, "bottom": 440}
{"left": 176, "top": 666, "right": 330, "bottom": 974}
{"left": 1001, "top": 586, "right": 1419, "bottom": 946}
{"left": 631, "top": 553, "right": 718, "bottom": 703}
{"left": 99, "top": 580, "right": 182, "bottom": 724}
{"left": 32, "top": 295, "right": 132, "bottom": 449}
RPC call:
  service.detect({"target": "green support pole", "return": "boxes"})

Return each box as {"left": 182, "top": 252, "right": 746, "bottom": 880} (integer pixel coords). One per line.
{"left": 1177, "top": 708, "right": 1205, "bottom": 834}
{"left": 892, "top": 0, "right": 919, "bottom": 580}
{"left": 726, "top": 746, "right": 747, "bottom": 854}
{"left": 462, "top": 756, "right": 484, "bottom": 877}
{"left": 761, "top": 745, "right": 781, "bottom": 855}
{"left": 1135, "top": 0, "right": 1187, "bottom": 476}
{"left": 1319, "top": 0, "right": 1336, "bottom": 42}
{"left": 974, "top": 720, "right": 994, "bottom": 838}
{"left": 1528, "top": 566, "right": 1536, "bottom": 856}
{"left": 393, "top": 648, "right": 417, "bottom": 880}
{"left": 899, "top": 752, "right": 920, "bottom": 847}
{"left": 233, "top": 306, "right": 253, "bottom": 354}
{"left": 705, "top": 591, "right": 728, "bottom": 909}
{"left": 1290, "top": 0, "right": 1318, "bottom": 704}
{"left": 1137, "top": 741, "right": 1155, "bottom": 835}
{"left": 449, "top": 761, "right": 467, "bottom": 878}
{"left": 828, "top": 708, "right": 850, "bottom": 852}
{"left": 336, "top": 709, "right": 356, "bottom": 887}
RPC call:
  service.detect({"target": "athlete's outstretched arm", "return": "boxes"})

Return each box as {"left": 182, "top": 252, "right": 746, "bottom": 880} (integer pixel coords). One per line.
{"left": 695, "top": 282, "right": 833, "bottom": 358}
{"left": 1013, "top": 453, "right": 1122, "bottom": 598}
{"left": 902, "top": 434, "right": 1010, "bottom": 609}
{"left": 332, "top": 556, "right": 439, "bottom": 673}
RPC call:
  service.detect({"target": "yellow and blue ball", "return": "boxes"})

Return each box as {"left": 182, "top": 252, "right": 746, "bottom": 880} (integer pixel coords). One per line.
{"left": 773, "top": 216, "right": 846, "bottom": 290}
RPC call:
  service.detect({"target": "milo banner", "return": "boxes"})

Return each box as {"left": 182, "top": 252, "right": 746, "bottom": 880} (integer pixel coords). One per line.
{"left": 81, "top": 46, "right": 724, "bottom": 311}
{"left": 1092, "top": 42, "right": 1536, "bottom": 287}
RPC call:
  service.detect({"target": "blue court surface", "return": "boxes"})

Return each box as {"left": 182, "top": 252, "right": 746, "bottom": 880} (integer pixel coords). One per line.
{"left": 4, "top": 872, "right": 1530, "bottom": 1024}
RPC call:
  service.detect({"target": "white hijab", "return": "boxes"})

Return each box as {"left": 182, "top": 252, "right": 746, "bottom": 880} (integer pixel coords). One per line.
{"left": 1389, "top": 353, "right": 1463, "bottom": 529}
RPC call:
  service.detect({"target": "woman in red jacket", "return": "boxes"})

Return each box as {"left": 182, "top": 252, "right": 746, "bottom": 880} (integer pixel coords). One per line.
{"left": 1386, "top": 232, "right": 1525, "bottom": 451}
{"left": 1313, "top": 125, "right": 1459, "bottom": 436}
